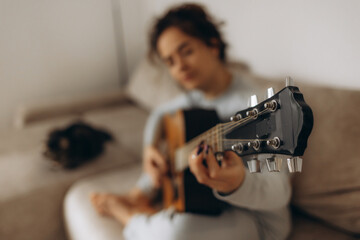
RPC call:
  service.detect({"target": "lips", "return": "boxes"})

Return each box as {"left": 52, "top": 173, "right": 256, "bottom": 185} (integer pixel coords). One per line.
{"left": 183, "top": 73, "right": 195, "bottom": 82}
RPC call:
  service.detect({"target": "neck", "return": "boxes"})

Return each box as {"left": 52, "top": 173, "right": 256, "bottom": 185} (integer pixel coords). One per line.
{"left": 201, "top": 65, "right": 232, "bottom": 99}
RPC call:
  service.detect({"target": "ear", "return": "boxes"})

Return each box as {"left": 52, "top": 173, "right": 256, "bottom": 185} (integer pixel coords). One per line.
{"left": 209, "top": 38, "right": 220, "bottom": 58}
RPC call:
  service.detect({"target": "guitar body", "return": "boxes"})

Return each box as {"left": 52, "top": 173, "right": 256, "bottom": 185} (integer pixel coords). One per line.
{"left": 162, "top": 108, "right": 229, "bottom": 215}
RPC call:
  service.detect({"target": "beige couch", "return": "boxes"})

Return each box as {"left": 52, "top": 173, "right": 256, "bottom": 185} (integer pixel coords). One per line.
{"left": 0, "top": 59, "right": 359, "bottom": 240}
{"left": 0, "top": 96, "right": 147, "bottom": 240}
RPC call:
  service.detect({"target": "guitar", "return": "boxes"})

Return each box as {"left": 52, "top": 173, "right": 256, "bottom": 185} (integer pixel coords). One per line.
{"left": 160, "top": 79, "right": 313, "bottom": 215}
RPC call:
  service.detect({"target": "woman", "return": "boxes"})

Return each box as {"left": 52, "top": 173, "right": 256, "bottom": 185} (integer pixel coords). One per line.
{"left": 91, "top": 3, "right": 291, "bottom": 240}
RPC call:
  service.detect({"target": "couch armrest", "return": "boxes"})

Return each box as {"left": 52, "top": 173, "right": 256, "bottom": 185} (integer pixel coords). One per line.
{"left": 13, "top": 89, "right": 132, "bottom": 129}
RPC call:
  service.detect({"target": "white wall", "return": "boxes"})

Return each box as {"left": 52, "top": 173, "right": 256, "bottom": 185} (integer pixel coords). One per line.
{"left": 119, "top": 0, "right": 360, "bottom": 89}
{"left": 1, "top": 0, "right": 359, "bottom": 130}
{"left": 0, "top": 0, "right": 125, "bottom": 129}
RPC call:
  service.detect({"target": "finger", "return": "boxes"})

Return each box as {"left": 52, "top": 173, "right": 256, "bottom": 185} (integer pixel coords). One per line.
{"left": 151, "top": 149, "right": 168, "bottom": 173}
{"left": 144, "top": 157, "right": 166, "bottom": 180}
{"left": 222, "top": 151, "right": 242, "bottom": 168}
{"left": 145, "top": 161, "right": 162, "bottom": 187}
{"left": 188, "top": 141, "right": 221, "bottom": 186}
{"left": 188, "top": 140, "right": 205, "bottom": 167}
{"left": 205, "top": 146, "right": 220, "bottom": 179}
{"left": 189, "top": 149, "right": 232, "bottom": 190}
{"left": 147, "top": 166, "right": 162, "bottom": 188}
{"left": 189, "top": 155, "right": 218, "bottom": 186}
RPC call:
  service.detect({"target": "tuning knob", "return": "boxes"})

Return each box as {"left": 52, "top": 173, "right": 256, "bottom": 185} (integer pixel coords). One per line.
{"left": 230, "top": 113, "right": 242, "bottom": 122}
{"left": 249, "top": 95, "right": 258, "bottom": 107}
{"left": 287, "top": 157, "right": 303, "bottom": 173}
{"left": 231, "top": 143, "right": 244, "bottom": 154}
{"left": 285, "top": 76, "right": 294, "bottom": 87}
{"left": 266, "top": 157, "right": 283, "bottom": 172}
{"left": 266, "top": 137, "right": 281, "bottom": 149}
{"left": 267, "top": 87, "right": 275, "bottom": 98}
{"left": 264, "top": 100, "right": 278, "bottom": 111}
{"left": 246, "top": 108, "right": 259, "bottom": 119}
{"left": 247, "top": 158, "right": 262, "bottom": 173}
{"left": 248, "top": 140, "right": 260, "bottom": 151}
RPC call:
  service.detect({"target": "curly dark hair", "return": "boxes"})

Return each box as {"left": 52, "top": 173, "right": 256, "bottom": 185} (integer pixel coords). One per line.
{"left": 149, "top": 3, "right": 227, "bottom": 63}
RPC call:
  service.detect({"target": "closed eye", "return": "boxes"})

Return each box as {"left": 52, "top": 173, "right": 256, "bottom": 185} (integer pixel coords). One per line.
{"left": 181, "top": 48, "right": 193, "bottom": 57}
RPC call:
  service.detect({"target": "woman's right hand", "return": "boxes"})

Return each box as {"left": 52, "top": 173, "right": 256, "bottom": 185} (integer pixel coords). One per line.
{"left": 143, "top": 145, "right": 168, "bottom": 188}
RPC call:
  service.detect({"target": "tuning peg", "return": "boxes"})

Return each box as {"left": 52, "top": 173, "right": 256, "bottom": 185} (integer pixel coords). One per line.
{"left": 248, "top": 95, "right": 258, "bottom": 107}
{"left": 247, "top": 158, "right": 262, "bottom": 173}
{"left": 248, "top": 140, "right": 260, "bottom": 150}
{"left": 267, "top": 87, "right": 275, "bottom": 98}
{"left": 230, "top": 113, "right": 242, "bottom": 122}
{"left": 285, "top": 76, "right": 294, "bottom": 87}
{"left": 231, "top": 143, "right": 244, "bottom": 154}
{"left": 287, "top": 157, "right": 303, "bottom": 173}
{"left": 266, "top": 157, "right": 283, "bottom": 172}
{"left": 266, "top": 137, "right": 281, "bottom": 149}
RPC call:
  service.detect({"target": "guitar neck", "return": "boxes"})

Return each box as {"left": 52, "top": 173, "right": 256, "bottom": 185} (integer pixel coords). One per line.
{"left": 172, "top": 84, "right": 313, "bottom": 174}
{"left": 174, "top": 103, "right": 285, "bottom": 172}
{"left": 174, "top": 115, "right": 253, "bottom": 171}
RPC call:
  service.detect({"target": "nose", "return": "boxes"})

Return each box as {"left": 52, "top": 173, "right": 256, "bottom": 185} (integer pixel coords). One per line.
{"left": 176, "top": 55, "right": 188, "bottom": 72}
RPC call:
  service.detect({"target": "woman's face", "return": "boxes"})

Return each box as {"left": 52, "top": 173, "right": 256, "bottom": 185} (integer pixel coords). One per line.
{"left": 157, "top": 27, "right": 221, "bottom": 91}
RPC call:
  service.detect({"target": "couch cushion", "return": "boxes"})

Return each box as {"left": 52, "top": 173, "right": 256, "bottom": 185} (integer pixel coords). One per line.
{"left": 289, "top": 83, "right": 360, "bottom": 235}
{"left": 83, "top": 104, "right": 149, "bottom": 159}
{"left": 13, "top": 89, "right": 130, "bottom": 129}
{"left": 288, "top": 209, "right": 359, "bottom": 240}
{"left": 0, "top": 103, "right": 148, "bottom": 240}
{"left": 125, "top": 58, "right": 184, "bottom": 111}
{"left": 0, "top": 144, "right": 140, "bottom": 240}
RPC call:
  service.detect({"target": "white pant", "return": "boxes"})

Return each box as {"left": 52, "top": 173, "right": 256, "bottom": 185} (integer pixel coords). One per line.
{"left": 64, "top": 165, "right": 290, "bottom": 240}
{"left": 123, "top": 207, "right": 260, "bottom": 240}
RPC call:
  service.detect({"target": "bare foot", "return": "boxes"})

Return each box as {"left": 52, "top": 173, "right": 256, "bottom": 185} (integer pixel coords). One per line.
{"left": 90, "top": 193, "right": 119, "bottom": 217}
{"left": 90, "top": 192, "right": 158, "bottom": 225}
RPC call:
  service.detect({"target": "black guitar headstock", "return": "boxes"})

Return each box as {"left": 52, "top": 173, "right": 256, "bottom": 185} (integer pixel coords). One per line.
{"left": 223, "top": 77, "right": 313, "bottom": 173}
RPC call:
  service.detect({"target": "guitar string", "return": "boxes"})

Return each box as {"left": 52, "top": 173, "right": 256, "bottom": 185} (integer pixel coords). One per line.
{"left": 176, "top": 111, "right": 272, "bottom": 169}
{"left": 180, "top": 108, "right": 271, "bottom": 155}
{"left": 180, "top": 116, "right": 250, "bottom": 153}
{"left": 181, "top": 108, "right": 270, "bottom": 153}
{"left": 177, "top": 135, "right": 274, "bottom": 169}
{"left": 177, "top": 138, "right": 275, "bottom": 169}
{"left": 184, "top": 110, "right": 256, "bottom": 147}
{"left": 221, "top": 108, "right": 270, "bottom": 134}
{"left": 189, "top": 108, "right": 270, "bottom": 145}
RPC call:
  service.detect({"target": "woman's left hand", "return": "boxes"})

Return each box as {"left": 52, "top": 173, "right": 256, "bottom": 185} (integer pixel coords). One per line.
{"left": 188, "top": 142, "right": 246, "bottom": 195}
